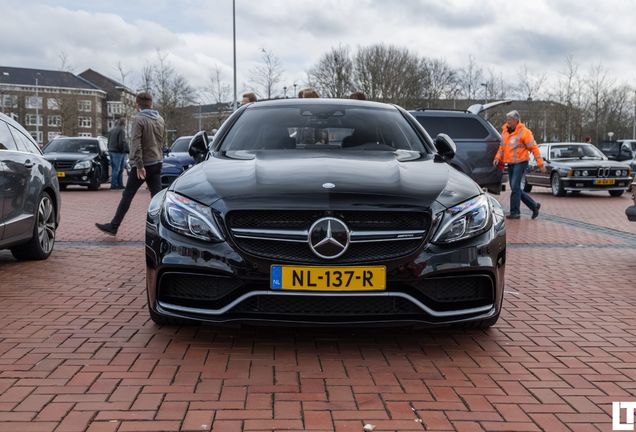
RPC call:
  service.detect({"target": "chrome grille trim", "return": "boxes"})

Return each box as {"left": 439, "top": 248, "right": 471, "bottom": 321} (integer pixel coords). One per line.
{"left": 230, "top": 228, "right": 426, "bottom": 243}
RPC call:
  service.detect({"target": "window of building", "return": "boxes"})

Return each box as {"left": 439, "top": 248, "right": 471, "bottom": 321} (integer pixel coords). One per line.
{"left": 47, "top": 98, "right": 60, "bottom": 110}
{"left": 107, "top": 119, "right": 116, "bottom": 130}
{"left": 78, "top": 132, "right": 92, "bottom": 137}
{"left": 96, "top": 102, "right": 102, "bottom": 114}
{"left": 78, "top": 100, "right": 92, "bottom": 112}
{"left": 26, "top": 114, "right": 43, "bottom": 126}
{"left": 26, "top": 96, "right": 43, "bottom": 109}
{"left": 78, "top": 116, "right": 92, "bottom": 128}
{"left": 96, "top": 117, "right": 102, "bottom": 131}
{"left": 47, "top": 131, "right": 62, "bottom": 141}
{"left": 107, "top": 102, "right": 123, "bottom": 116}
{"left": 1, "top": 95, "right": 18, "bottom": 108}
{"left": 48, "top": 115, "right": 62, "bottom": 127}
{"left": 29, "top": 131, "right": 43, "bottom": 144}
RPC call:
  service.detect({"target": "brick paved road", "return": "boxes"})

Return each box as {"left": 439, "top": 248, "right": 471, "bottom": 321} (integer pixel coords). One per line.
{"left": 0, "top": 185, "right": 635, "bottom": 431}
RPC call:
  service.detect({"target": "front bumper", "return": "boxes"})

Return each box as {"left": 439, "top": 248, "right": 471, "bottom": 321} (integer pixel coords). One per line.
{"left": 561, "top": 176, "right": 632, "bottom": 191}
{"left": 145, "top": 222, "right": 506, "bottom": 326}
{"left": 56, "top": 169, "right": 94, "bottom": 185}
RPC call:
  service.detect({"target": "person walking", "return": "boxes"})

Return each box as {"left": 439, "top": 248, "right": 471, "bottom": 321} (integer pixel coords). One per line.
{"left": 493, "top": 110, "right": 546, "bottom": 219}
{"left": 96, "top": 92, "right": 164, "bottom": 235}
{"left": 107, "top": 118, "right": 128, "bottom": 190}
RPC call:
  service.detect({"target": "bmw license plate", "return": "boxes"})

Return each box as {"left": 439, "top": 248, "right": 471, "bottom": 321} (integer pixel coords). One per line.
{"left": 271, "top": 265, "right": 386, "bottom": 291}
{"left": 595, "top": 179, "right": 615, "bottom": 185}
{"left": 56, "top": 171, "right": 65, "bottom": 177}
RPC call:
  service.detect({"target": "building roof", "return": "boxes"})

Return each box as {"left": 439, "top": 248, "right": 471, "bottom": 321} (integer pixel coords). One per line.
{"left": 79, "top": 69, "right": 135, "bottom": 94}
{"left": 0, "top": 66, "right": 102, "bottom": 91}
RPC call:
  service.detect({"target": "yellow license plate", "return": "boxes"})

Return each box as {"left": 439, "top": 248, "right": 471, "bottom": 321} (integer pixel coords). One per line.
{"left": 595, "top": 179, "right": 615, "bottom": 185}
{"left": 271, "top": 265, "right": 386, "bottom": 291}
{"left": 56, "top": 171, "right": 65, "bottom": 177}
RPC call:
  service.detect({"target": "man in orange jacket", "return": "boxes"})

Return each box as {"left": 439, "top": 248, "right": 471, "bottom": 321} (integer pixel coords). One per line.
{"left": 493, "top": 110, "right": 547, "bottom": 219}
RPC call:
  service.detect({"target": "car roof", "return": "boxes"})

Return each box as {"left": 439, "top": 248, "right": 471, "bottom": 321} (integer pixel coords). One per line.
{"left": 547, "top": 142, "right": 593, "bottom": 146}
{"left": 244, "top": 98, "right": 398, "bottom": 110}
{"left": 409, "top": 109, "right": 475, "bottom": 117}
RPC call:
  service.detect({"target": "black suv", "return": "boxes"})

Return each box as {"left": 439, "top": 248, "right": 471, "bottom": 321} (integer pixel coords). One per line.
{"left": 410, "top": 104, "right": 506, "bottom": 194}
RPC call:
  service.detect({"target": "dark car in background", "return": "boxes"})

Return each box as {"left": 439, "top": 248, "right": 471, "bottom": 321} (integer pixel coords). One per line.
{"left": 42, "top": 136, "right": 110, "bottom": 190}
{"left": 0, "top": 112, "right": 61, "bottom": 260}
{"left": 145, "top": 99, "right": 507, "bottom": 328}
{"left": 627, "top": 176, "right": 636, "bottom": 221}
{"left": 161, "top": 136, "right": 196, "bottom": 187}
{"left": 409, "top": 104, "right": 506, "bottom": 194}
{"left": 523, "top": 142, "right": 632, "bottom": 197}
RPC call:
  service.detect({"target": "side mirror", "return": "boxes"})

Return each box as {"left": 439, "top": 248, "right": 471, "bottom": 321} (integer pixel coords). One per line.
{"left": 434, "top": 133, "right": 456, "bottom": 160}
{"left": 188, "top": 131, "right": 209, "bottom": 164}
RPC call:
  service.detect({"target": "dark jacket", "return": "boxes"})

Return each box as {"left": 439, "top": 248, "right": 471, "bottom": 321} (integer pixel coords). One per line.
{"left": 107, "top": 126, "right": 128, "bottom": 153}
{"left": 129, "top": 109, "right": 165, "bottom": 169}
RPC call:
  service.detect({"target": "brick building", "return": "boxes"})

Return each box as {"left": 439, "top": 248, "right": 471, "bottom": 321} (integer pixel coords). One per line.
{"left": 0, "top": 66, "right": 106, "bottom": 145}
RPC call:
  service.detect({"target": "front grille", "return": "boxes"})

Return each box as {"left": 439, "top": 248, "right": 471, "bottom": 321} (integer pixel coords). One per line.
{"left": 226, "top": 210, "right": 429, "bottom": 263}
{"left": 158, "top": 273, "right": 243, "bottom": 308}
{"left": 231, "top": 295, "right": 422, "bottom": 316}
{"left": 413, "top": 275, "right": 493, "bottom": 311}
{"left": 53, "top": 161, "right": 76, "bottom": 170}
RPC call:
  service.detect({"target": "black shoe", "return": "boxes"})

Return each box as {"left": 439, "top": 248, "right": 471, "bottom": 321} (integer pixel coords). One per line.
{"left": 95, "top": 223, "right": 117, "bottom": 236}
{"left": 532, "top": 203, "right": 541, "bottom": 219}
{"left": 506, "top": 213, "right": 521, "bottom": 219}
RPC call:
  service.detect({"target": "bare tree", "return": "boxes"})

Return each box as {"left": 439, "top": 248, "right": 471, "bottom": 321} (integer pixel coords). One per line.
{"left": 458, "top": 55, "right": 483, "bottom": 100}
{"left": 58, "top": 51, "right": 74, "bottom": 72}
{"left": 516, "top": 64, "right": 547, "bottom": 101}
{"left": 308, "top": 45, "right": 354, "bottom": 98}
{"left": 423, "top": 58, "right": 459, "bottom": 101}
{"left": 585, "top": 63, "right": 614, "bottom": 142}
{"left": 208, "top": 64, "right": 231, "bottom": 104}
{"left": 249, "top": 49, "right": 284, "bottom": 99}
{"left": 116, "top": 61, "right": 131, "bottom": 86}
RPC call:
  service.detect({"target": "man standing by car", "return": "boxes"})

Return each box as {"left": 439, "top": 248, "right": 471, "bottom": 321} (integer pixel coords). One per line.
{"left": 107, "top": 118, "right": 128, "bottom": 190}
{"left": 95, "top": 92, "right": 164, "bottom": 235}
{"left": 493, "top": 110, "right": 546, "bottom": 219}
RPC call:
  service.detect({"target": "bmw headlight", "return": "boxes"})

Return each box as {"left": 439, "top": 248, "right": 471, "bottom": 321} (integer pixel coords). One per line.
{"left": 162, "top": 191, "right": 224, "bottom": 241}
{"left": 74, "top": 160, "right": 91, "bottom": 170}
{"left": 433, "top": 195, "right": 493, "bottom": 244}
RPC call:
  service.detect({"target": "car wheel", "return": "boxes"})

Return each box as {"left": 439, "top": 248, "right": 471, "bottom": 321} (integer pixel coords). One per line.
{"left": 609, "top": 190, "right": 624, "bottom": 197}
{"left": 521, "top": 174, "right": 532, "bottom": 193}
{"left": 10, "top": 192, "right": 56, "bottom": 260}
{"left": 148, "top": 305, "right": 190, "bottom": 326}
{"left": 88, "top": 168, "right": 101, "bottom": 191}
{"left": 551, "top": 173, "right": 565, "bottom": 196}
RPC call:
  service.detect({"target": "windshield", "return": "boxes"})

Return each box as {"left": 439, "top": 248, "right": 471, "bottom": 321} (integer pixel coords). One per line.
{"left": 43, "top": 139, "right": 99, "bottom": 154}
{"left": 220, "top": 105, "right": 427, "bottom": 153}
{"left": 549, "top": 144, "right": 606, "bottom": 160}
{"left": 171, "top": 137, "right": 192, "bottom": 153}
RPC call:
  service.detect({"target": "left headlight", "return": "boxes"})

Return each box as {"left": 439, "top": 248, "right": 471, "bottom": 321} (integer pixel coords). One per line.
{"left": 162, "top": 191, "right": 224, "bottom": 242}
{"left": 74, "top": 160, "right": 91, "bottom": 170}
{"left": 432, "top": 195, "right": 494, "bottom": 244}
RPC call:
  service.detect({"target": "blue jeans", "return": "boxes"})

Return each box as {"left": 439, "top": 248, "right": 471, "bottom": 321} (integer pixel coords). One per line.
{"left": 110, "top": 152, "right": 126, "bottom": 188}
{"left": 508, "top": 161, "right": 537, "bottom": 215}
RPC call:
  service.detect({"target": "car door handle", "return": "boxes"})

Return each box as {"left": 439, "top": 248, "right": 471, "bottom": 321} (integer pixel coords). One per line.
{"left": 24, "top": 160, "right": 34, "bottom": 169}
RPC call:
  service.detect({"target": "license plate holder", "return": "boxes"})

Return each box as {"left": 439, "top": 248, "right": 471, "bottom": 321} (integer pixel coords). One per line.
{"left": 56, "top": 172, "right": 65, "bottom": 177}
{"left": 595, "top": 179, "right": 615, "bottom": 185}
{"left": 271, "top": 265, "right": 386, "bottom": 291}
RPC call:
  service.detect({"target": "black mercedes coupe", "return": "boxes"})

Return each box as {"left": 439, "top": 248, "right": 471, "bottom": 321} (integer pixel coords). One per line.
{"left": 145, "top": 99, "right": 507, "bottom": 328}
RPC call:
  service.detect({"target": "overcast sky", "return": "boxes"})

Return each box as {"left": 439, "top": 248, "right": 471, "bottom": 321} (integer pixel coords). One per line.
{"left": 1, "top": 0, "right": 634, "bottom": 101}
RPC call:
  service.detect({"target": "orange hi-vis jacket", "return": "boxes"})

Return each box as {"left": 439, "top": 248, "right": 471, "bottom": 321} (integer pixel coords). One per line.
{"left": 494, "top": 122, "right": 544, "bottom": 167}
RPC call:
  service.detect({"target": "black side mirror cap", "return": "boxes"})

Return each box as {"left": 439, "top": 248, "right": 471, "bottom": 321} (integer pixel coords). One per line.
{"left": 188, "top": 131, "right": 209, "bottom": 164}
{"left": 434, "top": 133, "right": 456, "bottom": 160}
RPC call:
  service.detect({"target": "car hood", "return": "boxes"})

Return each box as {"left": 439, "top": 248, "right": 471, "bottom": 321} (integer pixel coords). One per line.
{"left": 550, "top": 159, "right": 631, "bottom": 168}
{"left": 43, "top": 152, "right": 96, "bottom": 162}
{"left": 163, "top": 152, "right": 195, "bottom": 165}
{"left": 172, "top": 150, "right": 481, "bottom": 211}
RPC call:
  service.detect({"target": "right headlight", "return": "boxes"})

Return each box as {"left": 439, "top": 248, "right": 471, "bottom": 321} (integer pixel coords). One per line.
{"left": 432, "top": 195, "right": 495, "bottom": 244}
{"left": 74, "top": 160, "right": 91, "bottom": 170}
{"left": 162, "top": 191, "right": 224, "bottom": 242}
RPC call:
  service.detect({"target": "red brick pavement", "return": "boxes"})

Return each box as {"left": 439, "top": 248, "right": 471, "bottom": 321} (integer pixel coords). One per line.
{"left": 0, "top": 187, "right": 635, "bottom": 431}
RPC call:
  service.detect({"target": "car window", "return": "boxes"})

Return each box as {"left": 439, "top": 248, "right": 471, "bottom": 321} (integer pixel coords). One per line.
{"left": 98, "top": 138, "right": 108, "bottom": 153}
{"left": 415, "top": 116, "right": 490, "bottom": 140}
{"left": 221, "top": 105, "right": 426, "bottom": 152}
{"left": 9, "top": 126, "right": 41, "bottom": 154}
{"left": 539, "top": 145, "right": 548, "bottom": 160}
{"left": 43, "top": 139, "right": 99, "bottom": 154}
{"left": 550, "top": 144, "right": 605, "bottom": 160}
{"left": 171, "top": 137, "right": 192, "bottom": 153}
{"left": 0, "top": 121, "right": 18, "bottom": 151}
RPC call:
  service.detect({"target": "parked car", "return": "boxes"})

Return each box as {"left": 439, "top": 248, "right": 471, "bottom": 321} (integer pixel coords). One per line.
{"left": 409, "top": 101, "right": 508, "bottom": 194}
{"left": 145, "top": 99, "right": 507, "bottom": 328}
{"left": 627, "top": 176, "right": 636, "bottom": 221}
{"left": 523, "top": 142, "right": 632, "bottom": 197}
{"left": 617, "top": 139, "right": 636, "bottom": 173}
{"left": 0, "top": 112, "right": 61, "bottom": 260}
{"left": 598, "top": 139, "right": 635, "bottom": 162}
{"left": 160, "top": 136, "right": 195, "bottom": 188}
{"left": 42, "top": 136, "right": 110, "bottom": 190}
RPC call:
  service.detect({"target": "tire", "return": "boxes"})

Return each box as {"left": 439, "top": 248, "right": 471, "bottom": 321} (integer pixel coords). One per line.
{"left": 148, "top": 305, "right": 189, "bottom": 326}
{"left": 551, "top": 173, "right": 565, "bottom": 196}
{"left": 609, "top": 190, "right": 624, "bottom": 197}
{"left": 521, "top": 174, "right": 532, "bottom": 193}
{"left": 10, "top": 192, "right": 56, "bottom": 261}
{"left": 88, "top": 168, "right": 101, "bottom": 191}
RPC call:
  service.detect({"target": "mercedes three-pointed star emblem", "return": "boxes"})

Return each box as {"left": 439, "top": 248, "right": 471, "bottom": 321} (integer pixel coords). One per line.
{"left": 308, "top": 217, "right": 350, "bottom": 259}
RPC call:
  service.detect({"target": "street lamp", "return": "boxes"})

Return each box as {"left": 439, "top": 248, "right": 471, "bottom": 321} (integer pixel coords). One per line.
{"left": 283, "top": 86, "right": 287, "bottom": 98}
{"left": 35, "top": 72, "right": 41, "bottom": 145}
{"left": 293, "top": 83, "right": 297, "bottom": 97}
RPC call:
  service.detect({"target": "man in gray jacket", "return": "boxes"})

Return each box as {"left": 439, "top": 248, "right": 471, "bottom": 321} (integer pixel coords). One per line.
{"left": 107, "top": 118, "right": 128, "bottom": 189}
{"left": 96, "top": 92, "right": 164, "bottom": 235}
